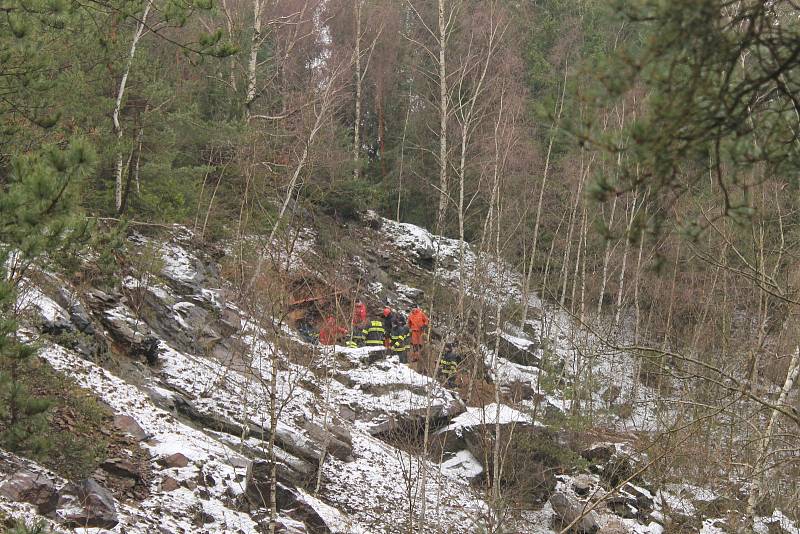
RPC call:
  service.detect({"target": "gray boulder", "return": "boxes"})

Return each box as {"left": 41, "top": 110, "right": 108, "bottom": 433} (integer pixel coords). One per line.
{"left": 101, "top": 310, "right": 160, "bottom": 365}
{"left": 85, "top": 288, "right": 120, "bottom": 309}
{"left": 301, "top": 419, "right": 353, "bottom": 462}
{"left": 0, "top": 469, "right": 59, "bottom": 514}
{"left": 582, "top": 443, "right": 615, "bottom": 463}
{"left": 489, "top": 331, "right": 541, "bottom": 367}
{"left": 42, "top": 318, "right": 74, "bottom": 336}
{"left": 550, "top": 492, "right": 599, "bottom": 533}
{"left": 113, "top": 414, "right": 147, "bottom": 441}
{"left": 56, "top": 478, "right": 119, "bottom": 529}
{"left": 573, "top": 474, "right": 594, "bottom": 497}
{"left": 159, "top": 453, "right": 190, "bottom": 469}
{"left": 68, "top": 300, "right": 95, "bottom": 334}
{"left": 245, "top": 470, "right": 330, "bottom": 533}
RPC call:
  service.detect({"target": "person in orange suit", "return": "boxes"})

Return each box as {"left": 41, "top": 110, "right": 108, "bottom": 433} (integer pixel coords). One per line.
{"left": 407, "top": 304, "right": 429, "bottom": 361}
{"left": 319, "top": 316, "right": 347, "bottom": 345}
{"left": 352, "top": 300, "right": 367, "bottom": 327}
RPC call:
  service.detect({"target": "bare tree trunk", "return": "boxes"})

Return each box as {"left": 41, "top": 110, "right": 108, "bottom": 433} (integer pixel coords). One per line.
{"left": 352, "top": 0, "right": 363, "bottom": 180}
{"left": 377, "top": 80, "right": 386, "bottom": 177}
{"left": 746, "top": 347, "right": 800, "bottom": 518}
{"left": 133, "top": 118, "right": 144, "bottom": 195}
{"left": 453, "top": 7, "right": 502, "bottom": 318}
{"left": 245, "top": 0, "right": 264, "bottom": 118}
{"left": 245, "top": 65, "right": 346, "bottom": 294}
{"left": 560, "top": 149, "right": 593, "bottom": 307}
{"left": 613, "top": 191, "right": 639, "bottom": 331}
{"left": 267, "top": 343, "right": 279, "bottom": 534}
{"left": 489, "top": 90, "right": 508, "bottom": 505}
{"left": 396, "top": 102, "right": 411, "bottom": 222}
{"left": 220, "top": 0, "right": 238, "bottom": 92}
{"left": 435, "top": 0, "right": 449, "bottom": 235}
{"left": 596, "top": 195, "right": 618, "bottom": 316}
{"left": 569, "top": 206, "right": 584, "bottom": 315}
{"left": 113, "top": 0, "right": 153, "bottom": 213}
{"left": 655, "top": 246, "right": 680, "bottom": 422}
{"left": 520, "top": 60, "right": 568, "bottom": 329}
{"left": 630, "top": 206, "right": 647, "bottom": 398}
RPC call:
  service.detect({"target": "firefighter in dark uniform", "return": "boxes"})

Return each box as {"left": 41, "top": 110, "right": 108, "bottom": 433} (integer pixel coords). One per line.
{"left": 390, "top": 315, "right": 411, "bottom": 363}
{"left": 439, "top": 343, "right": 461, "bottom": 388}
{"left": 346, "top": 325, "right": 366, "bottom": 348}
{"left": 362, "top": 315, "right": 387, "bottom": 363}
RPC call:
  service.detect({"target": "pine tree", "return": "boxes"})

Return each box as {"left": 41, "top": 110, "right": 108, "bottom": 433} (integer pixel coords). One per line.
{"left": 0, "top": 139, "right": 95, "bottom": 456}
{"left": 590, "top": 0, "right": 800, "bottom": 227}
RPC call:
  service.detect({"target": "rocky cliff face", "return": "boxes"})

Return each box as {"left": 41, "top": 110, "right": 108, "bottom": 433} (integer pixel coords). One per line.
{"left": 1, "top": 219, "right": 797, "bottom": 534}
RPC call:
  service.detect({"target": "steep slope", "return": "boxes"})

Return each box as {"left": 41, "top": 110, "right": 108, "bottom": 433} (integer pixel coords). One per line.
{"left": 1, "top": 216, "right": 797, "bottom": 534}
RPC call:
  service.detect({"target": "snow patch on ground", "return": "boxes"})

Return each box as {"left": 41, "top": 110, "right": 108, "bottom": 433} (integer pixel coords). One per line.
{"left": 41, "top": 343, "right": 259, "bottom": 533}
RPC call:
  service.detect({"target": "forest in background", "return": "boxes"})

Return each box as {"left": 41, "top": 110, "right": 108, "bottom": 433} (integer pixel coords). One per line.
{"left": 2, "top": 0, "right": 800, "bottom": 524}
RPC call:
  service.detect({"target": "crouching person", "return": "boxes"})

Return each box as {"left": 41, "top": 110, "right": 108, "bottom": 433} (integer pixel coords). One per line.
{"left": 346, "top": 325, "right": 366, "bottom": 348}
{"left": 438, "top": 343, "right": 462, "bottom": 388}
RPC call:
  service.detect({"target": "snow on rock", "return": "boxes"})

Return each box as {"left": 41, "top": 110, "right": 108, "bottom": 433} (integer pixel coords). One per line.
{"left": 499, "top": 331, "right": 536, "bottom": 351}
{"left": 654, "top": 487, "right": 696, "bottom": 517}
{"left": 20, "top": 284, "right": 69, "bottom": 323}
{"left": 0, "top": 500, "right": 68, "bottom": 533}
{"left": 701, "top": 519, "right": 728, "bottom": 534}
{"left": 482, "top": 344, "right": 541, "bottom": 392}
{"left": 393, "top": 282, "right": 424, "bottom": 303}
{"left": 331, "top": 347, "right": 464, "bottom": 431}
{"left": 39, "top": 344, "right": 260, "bottom": 533}
{"left": 377, "top": 213, "right": 531, "bottom": 307}
{"left": 19, "top": 234, "right": 488, "bottom": 533}
{"left": 440, "top": 450, "right": 483, "bottom": 480}
{"left": 14, "top": 224, "right": 797, "bottom": 534}
{"left": 321, "top": 429, "right": 485, "bottom": 532}
{"left": 442, "top": 403, "right": 534, "bottom": 436}
{"left": 665, "top": 482, "right": 718, "bottom": 503}
{"left": 297, "top": 490, "right": 369, "bottom": 534}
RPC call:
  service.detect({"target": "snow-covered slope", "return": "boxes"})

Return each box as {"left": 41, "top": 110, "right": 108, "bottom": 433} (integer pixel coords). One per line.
{"left": 2, "top": 217, "right": 797, "bottom": 534}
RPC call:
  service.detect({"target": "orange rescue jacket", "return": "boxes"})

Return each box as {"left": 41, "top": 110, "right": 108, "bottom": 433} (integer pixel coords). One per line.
{"left": 408, "top": 308, "right": 429, "bottom": 332}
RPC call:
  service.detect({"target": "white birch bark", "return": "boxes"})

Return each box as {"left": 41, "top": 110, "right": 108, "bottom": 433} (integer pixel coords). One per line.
{"left": 613, "top": 191, "right": 639, "bottom": 332}
{"left": 113, "top": 0, "right": 153, "bottom": 213}
{"left": 435, "top": 0, "right": 449, "bottom": 235}
{"left": 746, "top": 347, "right": 800, "bottom": 518}
{"left": 244, "top": 0, "right": 264, "bottom": 118}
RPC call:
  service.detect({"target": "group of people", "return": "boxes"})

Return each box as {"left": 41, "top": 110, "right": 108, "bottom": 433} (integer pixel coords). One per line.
{"left": 347, "top": 301, "right": 430, "bottom": 364}
{"left": 317, "top": 300, "right": 462, "bottom": 387}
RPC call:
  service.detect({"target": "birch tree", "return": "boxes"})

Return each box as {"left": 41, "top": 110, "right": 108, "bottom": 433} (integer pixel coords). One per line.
{"left": 406, "top": 0, "right": 459, "bottom": 236}
{"left": 450, "top": 1, "right": 506, "bottom": 317}
{"left": 113, "top": 0, "right": 154, "bottom": 214}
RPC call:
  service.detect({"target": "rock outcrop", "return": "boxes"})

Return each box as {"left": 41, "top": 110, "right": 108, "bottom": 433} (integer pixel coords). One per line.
{"left": 0, "top": 470, "right": 59, "bottom": 515}
{"left": 549, "top": 491, "right": 599, "bottom": 533}
{"left": 56, "top": 478, "right": 119, "bottom": 529}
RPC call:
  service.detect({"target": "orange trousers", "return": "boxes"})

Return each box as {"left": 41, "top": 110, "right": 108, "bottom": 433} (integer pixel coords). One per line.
{"left": 411, "top": 330, "right": 424, "bottom": 345}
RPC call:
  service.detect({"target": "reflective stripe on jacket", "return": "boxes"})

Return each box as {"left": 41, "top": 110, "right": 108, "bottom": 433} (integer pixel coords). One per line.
{"left": 363, "top": 320, "right": 386, "bottom": 345}
{"left": 439, "top": 352, "right": 460, "bottom": 376}
{"left": 348, "top": 327, "right": 366, "bottom": 348}
{"left": 391, "top": 325, "right": 411, "bottom": 353}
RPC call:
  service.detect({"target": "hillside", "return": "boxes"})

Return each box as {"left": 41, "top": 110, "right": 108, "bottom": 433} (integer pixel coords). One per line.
{"left": 0, "top": 214, "right": 796, "bottom": 534}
